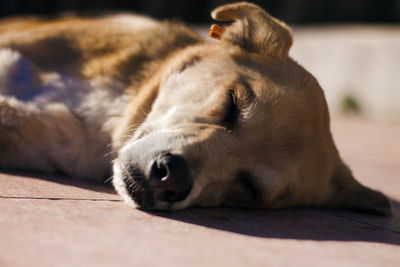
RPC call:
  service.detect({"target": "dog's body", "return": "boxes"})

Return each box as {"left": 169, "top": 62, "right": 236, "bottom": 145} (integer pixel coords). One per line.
{"left": 0, "top": 3, "right": 391, "bottom": 214}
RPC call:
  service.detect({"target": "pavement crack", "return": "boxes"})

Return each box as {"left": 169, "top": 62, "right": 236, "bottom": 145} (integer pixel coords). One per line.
{"left": 0, "top": 195, "right": 122, "bottom": 202}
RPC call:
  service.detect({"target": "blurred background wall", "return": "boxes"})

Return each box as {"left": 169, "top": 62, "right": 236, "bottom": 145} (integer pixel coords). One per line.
{"left": 0, "top": 0, "right": 399, "bottom": 122}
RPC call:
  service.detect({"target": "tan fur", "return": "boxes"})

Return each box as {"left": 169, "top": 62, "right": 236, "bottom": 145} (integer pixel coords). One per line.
{"left": 0, "top": 2, "right": 391, "bottom": 214}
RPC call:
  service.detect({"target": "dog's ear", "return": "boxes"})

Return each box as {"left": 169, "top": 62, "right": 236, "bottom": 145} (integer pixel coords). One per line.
{"left": 211, "top": 2, "right": 292, "bottom": 57}
{"left": 327, "top": 162, "right": 391, "bottom": 216}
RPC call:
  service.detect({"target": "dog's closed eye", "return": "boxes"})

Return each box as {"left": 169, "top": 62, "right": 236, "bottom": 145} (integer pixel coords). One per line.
{"left": 221, "top": 89, "right": 239, "bottom": 131}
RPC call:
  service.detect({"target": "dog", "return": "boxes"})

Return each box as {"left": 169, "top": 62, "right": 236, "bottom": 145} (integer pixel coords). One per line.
{"left": 0, "top": 2, "right": 391, "bottom": 214}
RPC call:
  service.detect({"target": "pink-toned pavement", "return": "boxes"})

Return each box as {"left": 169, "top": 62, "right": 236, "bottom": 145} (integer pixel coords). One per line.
{"left": 1, "top": 118, "right": 399, "bottom": 267}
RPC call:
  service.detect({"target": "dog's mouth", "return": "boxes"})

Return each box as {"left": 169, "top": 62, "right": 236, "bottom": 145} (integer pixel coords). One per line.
{"left": 121, "top": 168, "right": 155, "bottom": 209}
{"left": 116, "top": 153, "right": 194, "bottom": 210}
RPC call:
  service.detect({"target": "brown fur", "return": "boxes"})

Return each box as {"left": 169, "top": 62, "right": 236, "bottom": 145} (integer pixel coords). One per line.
{"left": 0, "top": 2, "right": 391, "bottom": 214}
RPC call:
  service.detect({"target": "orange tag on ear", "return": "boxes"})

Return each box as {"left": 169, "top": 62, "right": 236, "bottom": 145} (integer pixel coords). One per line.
{"left": 209, "top": 24, "right": 225, "bottom": 40}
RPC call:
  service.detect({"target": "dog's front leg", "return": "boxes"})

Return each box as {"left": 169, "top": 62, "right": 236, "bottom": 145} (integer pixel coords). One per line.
{"left": 0, "top": 96, "right": 103, "bottom": 178}
{"left": 0, "top": 96, "right": 59, "bottom": 172}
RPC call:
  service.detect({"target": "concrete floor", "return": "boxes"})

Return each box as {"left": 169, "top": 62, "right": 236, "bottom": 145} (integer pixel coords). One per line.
{"left": 1, "top": 117, "right": 400, "bottom": 267}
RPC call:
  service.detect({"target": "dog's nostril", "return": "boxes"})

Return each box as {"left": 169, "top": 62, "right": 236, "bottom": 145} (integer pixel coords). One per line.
{"left": 149, "top": 153, "right": 177, "bottom": 182}
{"left": 152, "top": 160, "right": 168, "bottom": 181}
{"left": 149, "top": 153, "right": 192, "bottom": 202}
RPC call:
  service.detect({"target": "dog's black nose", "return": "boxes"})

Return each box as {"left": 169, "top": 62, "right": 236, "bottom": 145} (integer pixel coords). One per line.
{"left": 149, "top": 153, "right": 193, "bottom": 202}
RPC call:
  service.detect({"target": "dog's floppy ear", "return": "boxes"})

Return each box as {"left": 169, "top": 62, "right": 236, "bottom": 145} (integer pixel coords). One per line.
{"left": 211, "top": 2, "right": 292, "bottom": 57}
{"left": 327, "top": 162, "right": 391, "bottom": 216}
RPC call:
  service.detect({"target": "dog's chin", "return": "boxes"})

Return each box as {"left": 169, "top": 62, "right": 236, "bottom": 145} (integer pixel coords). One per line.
{"left": 112, "top": 160, "right": 194, "bottom": 211}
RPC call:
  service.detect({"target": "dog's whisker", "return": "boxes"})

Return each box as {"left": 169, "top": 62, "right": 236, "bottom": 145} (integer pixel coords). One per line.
{"left": 104, "top": 149, "right": 117, "bottom": 158}
{"left": 104, "top": 175, "right": 113, "bottom": 183}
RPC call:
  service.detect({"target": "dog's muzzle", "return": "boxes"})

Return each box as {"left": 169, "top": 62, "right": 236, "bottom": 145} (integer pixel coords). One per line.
{"left": 117, "top": 152, "right": 193, "bottom": 209}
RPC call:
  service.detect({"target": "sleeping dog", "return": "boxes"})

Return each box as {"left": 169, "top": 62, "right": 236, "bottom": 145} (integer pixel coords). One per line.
{"left": 0, "top": 2, "right": 391, "bottom": 214}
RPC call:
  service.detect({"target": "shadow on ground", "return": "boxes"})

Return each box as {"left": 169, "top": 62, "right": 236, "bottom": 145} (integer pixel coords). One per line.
{"left": 152, "top": 200, "right": 400, "bottom": 245}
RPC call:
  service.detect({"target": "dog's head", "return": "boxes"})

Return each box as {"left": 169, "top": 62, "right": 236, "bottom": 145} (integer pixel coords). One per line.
{"left": 112, "top": 2, "right": 391, "bottom": 215}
